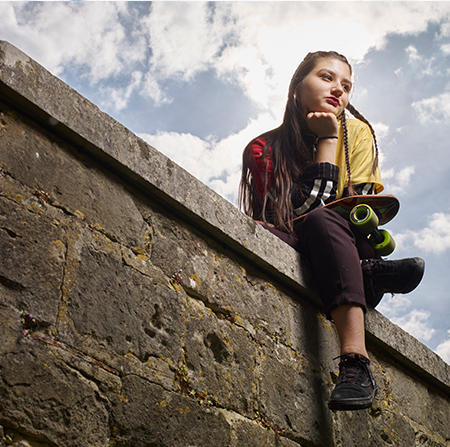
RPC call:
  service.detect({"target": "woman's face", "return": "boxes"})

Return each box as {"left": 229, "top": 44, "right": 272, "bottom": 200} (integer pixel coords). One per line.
{"left": 297, "top": 57, "right": 352, "bottom": 117}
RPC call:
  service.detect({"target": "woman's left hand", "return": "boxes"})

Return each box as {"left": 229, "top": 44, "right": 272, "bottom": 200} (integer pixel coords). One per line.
{"left": 306, "top": 112, "right": 339, "bottom": 165}
{"left": 306, "top": 111, "right": 339, "bottom": 138}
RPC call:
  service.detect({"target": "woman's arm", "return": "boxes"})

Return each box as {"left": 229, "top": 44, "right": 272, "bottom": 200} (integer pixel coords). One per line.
{"left": 307, "top": 111, "right": 339, "bottom": 164}
{"left": 291, "top": 162, "right": 339, "bottom": 216}
{"left": 342, "top": 183, "right": 377, "bottom": 197}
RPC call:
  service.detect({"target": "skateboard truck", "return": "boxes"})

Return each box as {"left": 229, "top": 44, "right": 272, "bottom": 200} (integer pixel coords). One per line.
{"left": 350, "top": 204, "right": 396, "bottom": 256}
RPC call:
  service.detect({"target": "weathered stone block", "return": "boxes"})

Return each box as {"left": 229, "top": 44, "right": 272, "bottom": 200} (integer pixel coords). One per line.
{"left": 0, "top": 194, "right": 65, "bottom": 325}
{"left": 257, "top": 341, "right": 335, "bottom": 446}
{"left": 68, "top": 245, "right": 185, "bottom": 363}
{"left": 0, "top": 310, "right": 109, "bottom": 446}
{"left": 111, "top": 375, "right": 231, "bottom": 447}
{"left": 184, "top": 297, "right": 259, "bottom": 417}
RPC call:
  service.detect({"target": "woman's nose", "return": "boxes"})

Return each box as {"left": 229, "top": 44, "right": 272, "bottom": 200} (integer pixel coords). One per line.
{"left": 331, "top": 84, "right": 344, "bottom": 97}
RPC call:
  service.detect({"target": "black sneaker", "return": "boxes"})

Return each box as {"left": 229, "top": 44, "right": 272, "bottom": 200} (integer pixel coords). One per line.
{"left": 362, "top": 257, "right": 425, "bottom": 308}
{"left": 328, "top": 353, "right": 378, "bottom": 411}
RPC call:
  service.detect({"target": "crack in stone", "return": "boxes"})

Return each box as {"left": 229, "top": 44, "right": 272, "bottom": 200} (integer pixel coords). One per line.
{"left": 0, "top": 274, "right": 25, "bottom": 291}
{"left": 23, "top": 329, "right": 120, "bottom": 377}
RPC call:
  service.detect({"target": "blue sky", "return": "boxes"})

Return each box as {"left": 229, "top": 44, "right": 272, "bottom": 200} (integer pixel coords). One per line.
{"left": 1, "top": 1, "right": 450, "bottom": 364}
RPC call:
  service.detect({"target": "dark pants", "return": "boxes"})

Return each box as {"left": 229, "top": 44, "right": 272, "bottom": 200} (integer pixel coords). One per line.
{"left": 260, "top": 207, "right": 377, "bottom": 319}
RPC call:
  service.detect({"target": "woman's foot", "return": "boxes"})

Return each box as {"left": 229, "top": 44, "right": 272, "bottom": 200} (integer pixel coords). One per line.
{"left": 328, "top": 353, "right": 378, "bottom": 411}
{"left": 362, "top": 257, "right": 425, "bottom": 308}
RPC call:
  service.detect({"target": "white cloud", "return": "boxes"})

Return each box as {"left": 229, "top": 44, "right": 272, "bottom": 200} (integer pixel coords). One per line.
{"left": 395, "top": 212, "right": 450, "bottom": 254}
{"left": 437, "top": 20, "right": 450, "bottom": 38}
{"left": 117, "top": 2, "right": 450, "bottom": 110}
{"left": 436, "top": 330, "right": 450, "bottom": 364}
{"left": 209, "top": 4, "right": 396, "bottom": 109}
{"left": 404, "top": 44, "right": 441, "bottom": 79}
{"left": 392, "top": 309, "right": 436, "bottom": 342}
{"left": 142, "top": 75, "right": 173, "bottom": 108}
{"left": 372, "top": 122, "right": 389, "bottom": 141}
{"left": 394, "top": 67, "right": 403, "bottom": 77}
{"left": 414, "top": 213, "right": 450, "bottom": 253}
{"left": 377, "top": 294, "right": 412, "bottom": 317}
{"left": 406, "top": 45, "right": 421, "bottom": 63}
{"left": 3, "top": 3, "right": 143, "bottom": 80}
{"left": 378, "top": 297, "right": 437, "bottom": 345}
{"left": 381, "top": 166, "right": 415, "bottom": 196}
{"left": 99, "top": 71, "right": 143, "bottom": 112}
{"left": 142, "top": 2, "right": 225, "bottom": 81}
{"left": 412, "top": 92, "right": 450, "bottom": 124}
{"left": 3, "top": 2, "right": 450, "bottom": 112}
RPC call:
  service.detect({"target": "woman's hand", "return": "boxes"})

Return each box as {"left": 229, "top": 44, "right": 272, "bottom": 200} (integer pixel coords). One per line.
{"left": 306, "top": 111, "right": 339, "bottom": 165}
{"left": 306, "top": 111, "right": 339, "bottom": 138}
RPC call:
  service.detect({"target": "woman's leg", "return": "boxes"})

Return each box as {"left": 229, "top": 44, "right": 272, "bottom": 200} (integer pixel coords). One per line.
{"left": 331, "top": 304, "right": 367, "bottom": 357}
{"left": 296, "top": 207, "right": 378, "bottom": 410}
{"left": 297, "top": 207, "right": 369, "bottom": 355}
{"left": 261, "top": 212, "right": 371, "bottom": 357}
{"left": 296, "top": 207, "right": 371, "bottom": 318}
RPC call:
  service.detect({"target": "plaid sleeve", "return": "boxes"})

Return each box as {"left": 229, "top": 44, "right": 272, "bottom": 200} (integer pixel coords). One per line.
{"left": 291, "top": 163, "right": 340, "bottom": 217}
{"left": 342, "top": 183, "right": 377, "bottom": 197}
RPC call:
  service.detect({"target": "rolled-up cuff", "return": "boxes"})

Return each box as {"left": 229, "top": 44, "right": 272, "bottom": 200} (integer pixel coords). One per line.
{"left": 324, "top": 292, "right": 367, "bottom": 321}
{"left": 303, "top": 162, "right": 340, "bottom": 182}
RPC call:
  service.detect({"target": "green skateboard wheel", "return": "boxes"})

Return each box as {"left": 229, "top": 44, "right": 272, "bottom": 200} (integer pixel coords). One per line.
{"left": 369, "top": 229, "right": 396, "bottom": 257}
{"left": 350, "top": 204, "right": 379, "bottom": 234}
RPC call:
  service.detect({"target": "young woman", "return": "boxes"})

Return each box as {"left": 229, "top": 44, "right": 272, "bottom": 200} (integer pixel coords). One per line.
{"left": 239, "top": 51, "right": 425, "bottom": 411}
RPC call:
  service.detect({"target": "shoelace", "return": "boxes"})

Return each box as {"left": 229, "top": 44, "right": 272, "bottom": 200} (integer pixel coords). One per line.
{"left": 363, "top": 259, "right": 394, "bottom": 277}
{"left": 362, "top": 259, "right": 395, "bottom": 298}
{"left": 335, "top": 355, "right": 369, "bottom": 385}
{"left": 340, "top": 361, "right": 365, "bottom": 384}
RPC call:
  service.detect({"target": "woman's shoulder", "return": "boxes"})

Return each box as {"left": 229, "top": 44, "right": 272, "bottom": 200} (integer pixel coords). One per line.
{"left": 250, "top": 137, "right": 268, "bottom": 148}
{"left": 244, "top": 137, "right": 274, "bottom": 174}
{"left": 245, "top": 137, "right": 269, "bottom": 158}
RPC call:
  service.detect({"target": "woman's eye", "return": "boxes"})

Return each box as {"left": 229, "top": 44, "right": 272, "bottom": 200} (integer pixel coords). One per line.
{"left": 322, "top": 74, "right": 332, "bottom": 81}
{"left": 343, "top": 84, "right": 351, "bottom": 92}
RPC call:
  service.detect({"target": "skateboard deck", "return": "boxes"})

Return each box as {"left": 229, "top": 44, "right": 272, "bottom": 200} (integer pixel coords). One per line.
{"left": 292, "top": 194, "right": 399, "bottom": 255}
{"left": 293, "top": 194, "right": 399, "bottom": 228}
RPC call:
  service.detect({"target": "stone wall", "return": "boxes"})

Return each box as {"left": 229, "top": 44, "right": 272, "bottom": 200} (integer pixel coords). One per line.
{"left": 0, "top": 40, "right": 449, "bottom": 447}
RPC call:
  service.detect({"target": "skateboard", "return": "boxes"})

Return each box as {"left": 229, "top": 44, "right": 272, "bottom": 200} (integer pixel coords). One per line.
{"left": 292, "top": 194, "right": 399, "bottom": 256}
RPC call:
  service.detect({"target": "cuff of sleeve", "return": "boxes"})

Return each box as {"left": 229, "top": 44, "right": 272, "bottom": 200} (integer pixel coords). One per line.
{"left": 303, "top": 162, "right": 339, "bottom": 181}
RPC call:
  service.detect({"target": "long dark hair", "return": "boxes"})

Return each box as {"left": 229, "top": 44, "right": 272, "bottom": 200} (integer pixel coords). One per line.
{"left": 239, "top": 51, "right": 379, "bottom": 234}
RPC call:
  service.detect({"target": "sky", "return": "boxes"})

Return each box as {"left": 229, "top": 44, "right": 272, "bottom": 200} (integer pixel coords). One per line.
{"left": 1, "top": 1, "right": 450, "bottom": 365}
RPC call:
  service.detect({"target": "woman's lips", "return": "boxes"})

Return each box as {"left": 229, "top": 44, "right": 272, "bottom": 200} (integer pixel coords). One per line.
{"left": 326, "top": 97, "right": 339, "bottom": 107}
